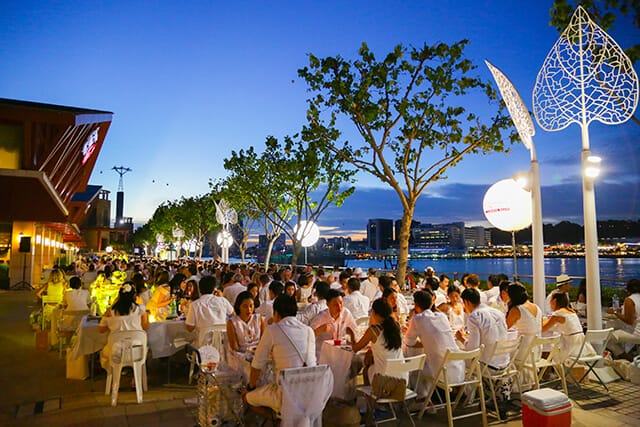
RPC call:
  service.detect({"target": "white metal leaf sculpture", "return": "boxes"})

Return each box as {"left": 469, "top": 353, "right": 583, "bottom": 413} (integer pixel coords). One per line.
{"left": 485, "top": 60, "right": 535, "bottom": 150}
{"left": 214, "top": 199, "right": 238, "bottom": 225}
{"left": 533, "top": 6, "right": 638, "bottom": 131}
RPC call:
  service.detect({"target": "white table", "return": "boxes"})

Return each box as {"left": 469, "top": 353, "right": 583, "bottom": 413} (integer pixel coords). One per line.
{"left": 318, "top": 340, "right": 360, "bottom": 400}
{"left": 70, "top": 317, "right": 194, "bottom": 360}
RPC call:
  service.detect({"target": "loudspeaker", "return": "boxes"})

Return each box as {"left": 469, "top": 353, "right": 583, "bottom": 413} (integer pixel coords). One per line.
{"left": 19, "top": 236, "right": 31, "bottom": 253}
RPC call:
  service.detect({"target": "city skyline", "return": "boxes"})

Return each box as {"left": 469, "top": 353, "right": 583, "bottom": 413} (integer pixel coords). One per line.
{"left": 1, "top": 1, "right": 638, "bottom": 240}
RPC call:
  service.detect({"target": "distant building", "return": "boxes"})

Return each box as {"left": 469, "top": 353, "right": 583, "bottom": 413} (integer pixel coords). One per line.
{"left": 464, "top": 226, "right": 491, "bottom": 247}
{"left": 367, "top": 219, "right": 394, "bottom": 250}
{"left": 394, "top": 219, "right": 420, "bottom": 244}
{"left": 258, "top": 233, "right": 286, "bottom": 250}
{"left": 412, "top": 222, "right": 465, "bottom": 250}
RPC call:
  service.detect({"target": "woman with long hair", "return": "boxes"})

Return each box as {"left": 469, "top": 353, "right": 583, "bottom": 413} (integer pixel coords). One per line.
{"left": 352, "top": 298, "right": 404, "bottom": 385}
{"left": 98, "top": 281, "right": 149, "bottom": 370}
{"left": 447, "top": 285, "right": 466, "bottom": 332}
{"left": 543, "top": 292, "right": 592, "bottom": 361}
{"left": 146, "top": 269, "right": 172, "bottom": 320}
{"left": 506, "top": 282, "right": 542, "bottom": 361}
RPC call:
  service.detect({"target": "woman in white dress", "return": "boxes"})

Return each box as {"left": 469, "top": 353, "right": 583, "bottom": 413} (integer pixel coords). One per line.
{"left": 98, "top": 282, "right": 150, "bottom": 371}
{"left": 543, "top": 292, "right": 592, "bottom": 361}
{"left": 352, "top": 298, "right": 404, "bottom": 385}
{"left": 506, "top": 283, "right": 542, "bottom": 362}
{"left": 447, "top": 286, "right": 466, "bottom": 332}
{"left": 227, "top": 291, "right": 265, "bottom": 353}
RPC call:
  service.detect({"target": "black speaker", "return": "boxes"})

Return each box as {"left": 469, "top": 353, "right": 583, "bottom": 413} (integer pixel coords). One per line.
{"left": 19, "top": 236, "right": 31, "bottom": 253}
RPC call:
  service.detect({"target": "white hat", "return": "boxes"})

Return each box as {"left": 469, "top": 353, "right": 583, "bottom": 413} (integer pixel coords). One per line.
{"left": 425, "top": 266, "right": 435, "bottom": 272}
{"left": 556, "top": 274, "right": 572, "bottom": 287}
{"left": 434, "top": 293, "right": 447, "bottom": 307}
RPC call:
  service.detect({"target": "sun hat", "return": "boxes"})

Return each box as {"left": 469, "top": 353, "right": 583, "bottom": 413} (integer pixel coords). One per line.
{"left": 556, "top": 274, "right": 572, "bottom": 287}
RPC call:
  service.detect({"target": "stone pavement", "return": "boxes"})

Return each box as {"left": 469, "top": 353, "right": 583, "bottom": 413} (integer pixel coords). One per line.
{"left": 1, "top": 289, "right": 638, "bottom": 426}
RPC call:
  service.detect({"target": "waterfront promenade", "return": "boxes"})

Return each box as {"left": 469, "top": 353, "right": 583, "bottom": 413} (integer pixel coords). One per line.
{"left": 1, "top": 289, "right": 639, "bottom": 426}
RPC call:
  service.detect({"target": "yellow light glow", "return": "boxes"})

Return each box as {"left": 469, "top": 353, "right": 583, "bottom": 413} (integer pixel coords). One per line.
{"left": 36, "top": 235, "right": 42, "bottom": 244}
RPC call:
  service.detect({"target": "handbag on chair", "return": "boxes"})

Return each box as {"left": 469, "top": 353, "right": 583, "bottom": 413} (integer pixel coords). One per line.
{"left": 371, "top": 373, "right": 406, "bottom": 401}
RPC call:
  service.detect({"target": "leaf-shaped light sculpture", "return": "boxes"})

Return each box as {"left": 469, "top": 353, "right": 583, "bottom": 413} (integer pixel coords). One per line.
{"left": 533, "top": 6, "right": 638, "bottom": 131}
{"left": 485, "top": 60, "right": 535, "bottom": 150}
{"left": 214, "top": 199, "right": 238, "bottom": 226}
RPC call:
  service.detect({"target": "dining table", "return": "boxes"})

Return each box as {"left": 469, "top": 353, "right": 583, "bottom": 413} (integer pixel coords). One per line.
{"left": 69, "top": 316, "right": 194, "bottom": 360}
{"left": 317, "top": 340, "right": 363, "bottom": 400}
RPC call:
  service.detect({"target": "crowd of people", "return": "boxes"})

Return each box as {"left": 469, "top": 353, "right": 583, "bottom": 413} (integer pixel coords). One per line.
{"left": 33, "top": 256, "right": 640, "bottom": 421}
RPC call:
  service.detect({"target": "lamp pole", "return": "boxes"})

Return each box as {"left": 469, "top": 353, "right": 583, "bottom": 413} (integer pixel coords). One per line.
{"left": 485, "top": 60, "right": 546, "bottom": 306}
{"left": 532, "top": 6, "right": 638, "bottom": 329}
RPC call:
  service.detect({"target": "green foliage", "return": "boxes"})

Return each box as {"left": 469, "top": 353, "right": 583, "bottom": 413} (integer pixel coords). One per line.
{"left": 550, "top": 0, "right": 640, "bottom": 63}
{"left": 298, "top": 40, "right": 515, "bottom": 281}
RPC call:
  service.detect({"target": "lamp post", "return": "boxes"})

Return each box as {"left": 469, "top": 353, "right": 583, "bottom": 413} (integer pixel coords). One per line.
{"left": 532, "top": 6, "right": 638, "bottom": 329}
{"left": 293, "top": 220, "right": 320, "bottom": 265}
{"left": 216, "top": 230, "right": 233, "bottom": 264}
{"left": 485, "top": 60, "right": 546, "bottom": 306}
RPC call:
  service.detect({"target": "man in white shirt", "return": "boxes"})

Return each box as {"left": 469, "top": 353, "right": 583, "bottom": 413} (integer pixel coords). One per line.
{"left": 223, "top": 272, "right": 246, "bottom": 306}
{"left": 257, "top": 274, "right": 271, "bottom": 305}
{"left": 485, "top": 274, "right": 503, "bottom": 303}
{"left": 243, "top": 294, "right": 316, "bottom": 415}
{"left": 436, "top": 274, "right": 450, "bottom": 299}
{"left": 405, "top": 289, "right": 464, "bottom": 396}
{"left": 310, "top": 289, "right": 357, "bottom": 356}
{"left": 256, "top": 280, "right": 283, "bottom": 324}
{"left": 186, "top": 276, "right": 234, "bottom": 346}
{"left": 343, "top": 277, "right": 370, "bottom": 320}
{"left": 545, "top": 274, "right": 572, "bottom": 315}
{"left": 297, "top": 281, "right": 330, "bottom": 325}
{"left": 456, "top": 288, "right": 509, "bottom": 368}
{"left": 360, "top": 269, "right": 379, "bottom": 303}
{"left": 465, "top": 274, "right": 488, "bottom": 305}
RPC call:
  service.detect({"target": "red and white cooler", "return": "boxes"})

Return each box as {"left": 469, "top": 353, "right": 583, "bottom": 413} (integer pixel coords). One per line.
{"left": 522, "top": 388, "right": 572, "bottom": 427}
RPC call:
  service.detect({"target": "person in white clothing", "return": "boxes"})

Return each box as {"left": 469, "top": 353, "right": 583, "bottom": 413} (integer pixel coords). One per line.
{"left": 343, "top": 277, "right": 370, "bottom": 320}
{"left": 464, "top": 274, "right": 488, "bottom": 305}
{"left": 545, "top": 274, "right": 572, "bottom": 316}
{"left": 227, "top": 291, "right": 265, "bottom": 352}
{"left": 64, "top": 276, "right": 91, "bottom": 311}
{"left": 243, "top": 295, "right": 316, "bottom": 415}
{"left": 506, "top": 283, "right": 542, "bottom": 362}
{"left": 257, "top": 274, "right": 271, "bottom": 305}
{"left": 223, "top": 273, "right": 246, "bottom": 306}
{"left": 185, "top": 276, "right": 234, "bottom": 346}
{"left": 405, "top": 289, "right": 464, "bottom": 397}
{"left": 256, "top": 280, "right": 283, "bottom": 324}
{"left": 543, "top": 292, "right": 593, "bottom": 361}
{"left": 456, "top": 288, "right": 509, "bottom": 368}
{"left": 310, "top": 289, "right": 357, "bottom": 356}
{"left": 360, "top": 269, "right": 379, "bottom": 303}
{"left": 607, "top": 279, "right": 640, "bottom": 358}
{"left": 297, "top": 281, "right": 330, "bottom": 325}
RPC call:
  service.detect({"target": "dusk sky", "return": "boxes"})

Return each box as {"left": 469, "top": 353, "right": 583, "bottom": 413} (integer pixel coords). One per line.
{"left": 1, "top": 1, "right": 638, "bottom": 240}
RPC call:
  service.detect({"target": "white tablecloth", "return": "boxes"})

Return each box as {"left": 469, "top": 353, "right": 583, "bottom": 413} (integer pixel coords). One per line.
{"left": 318, "top": 340, "right": 358, "bottom": 400}
{"left": 69, "top": 317, "right": 193, "bottom": 360}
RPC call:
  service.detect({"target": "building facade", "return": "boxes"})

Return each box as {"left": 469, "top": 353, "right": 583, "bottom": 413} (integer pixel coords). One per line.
{"left": 367, "top": 218, "right": 394, "bottom": 250}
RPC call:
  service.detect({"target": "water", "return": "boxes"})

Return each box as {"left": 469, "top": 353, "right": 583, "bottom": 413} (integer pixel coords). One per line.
{"left": 344, "top": 257, "right": 640, "bottom": 287}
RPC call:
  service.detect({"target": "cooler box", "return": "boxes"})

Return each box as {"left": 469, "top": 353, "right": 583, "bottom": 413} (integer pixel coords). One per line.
{"left": 522, "top": 388, "right": 572, "bottom": 427}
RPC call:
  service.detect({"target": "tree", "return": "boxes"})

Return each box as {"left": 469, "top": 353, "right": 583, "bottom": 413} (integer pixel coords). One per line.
{"left": 173, "top": 194, "right": 218, "bottom": 258}
{"left": 298, "top": 41, "right": 515, "bottom": 282}
{"left": 130, "top": 222, "right": 154, "bottom": 256}
{"left": 550, "top": 0, "right": 639, "bottom": 63}
{"left": 224, "top": 133, "right": 356, "bottom": 267}
{"left": 211, "top": 178, "right": 261, "bottom": 263}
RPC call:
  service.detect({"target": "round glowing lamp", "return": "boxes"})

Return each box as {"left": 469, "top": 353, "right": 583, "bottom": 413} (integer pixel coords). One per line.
{"left": 294, "top": 220, "right": 320, "bottom": 247}
{"left": 105, "top": 246, "right": 114, "bottom": 254}
{"left": 216, "top": 230, "right": 233, "bottom": 248}
{"left": 483, "top": 179, "right": 533, "bottom": 232}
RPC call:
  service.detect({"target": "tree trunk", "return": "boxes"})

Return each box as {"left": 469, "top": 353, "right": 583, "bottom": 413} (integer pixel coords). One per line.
{"left": 396, "top": 204, "right": 415, "bottom": 288}
{"left": 264, "top": 237, "right": 276, "bottom": 269}
{"left": 291, "top": 241, "right": 302, "bottom": 268}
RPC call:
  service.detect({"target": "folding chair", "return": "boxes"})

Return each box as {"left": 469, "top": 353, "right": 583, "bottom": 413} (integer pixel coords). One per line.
{"left": 519, "top": 334, "right": 568, "bottom": 395}
{"left": 41, "top": 295, "right": 60, "bottom": 330}
{"left": 480, "top": 336, "right": 522, "bottom": 422}
{"left": 279, "top": 364, "right": 334, "bottom": 427}
{"left": 419, "top": 346, "right": 487, "bottom": 427}
{"left": 357, "top": 354, "right": 426, "bottom": 427}
{"left": 566, "top": 328, "right": 614, "bottom": 392}
{"left": 104, "top": 330, "right": 148, "bottom": 406}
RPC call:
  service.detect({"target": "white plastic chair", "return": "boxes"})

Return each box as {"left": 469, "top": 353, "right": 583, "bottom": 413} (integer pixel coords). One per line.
{"left": 519, "top": 334, "right": 568, "bottom": 395}
{"left": 104, "top": 330, "right": 148, "bottom": 406}
{"left": 566, "top": 328, "right": 614, "bottom": 392}
{"left": 480, "top": 336, "right": 522, "bottom": 422}
{"left": 56, "top": 310, "right": 90, "bottom": 358}
{"left": 419, "top": 346, "right": 487, "bottom": 427}
{"left": 357, "top": 354, "right": 426, "bottom": 427}
{"left": 187, "top": 324, "right": 227, "bottom": 384}
{"left": 278, "top": 364, "right": 334, "bottom": 427}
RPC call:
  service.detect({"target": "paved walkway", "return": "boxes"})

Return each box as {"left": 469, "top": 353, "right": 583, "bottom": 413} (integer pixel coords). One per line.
{"left": 0, "top": 289, "right": 638, "bottom": 426}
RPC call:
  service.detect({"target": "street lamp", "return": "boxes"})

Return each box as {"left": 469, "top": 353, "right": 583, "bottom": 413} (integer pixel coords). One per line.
{"left": 532, "top": 6, "right": 638, "bottom": 330}
{"left": 293, "top": 220, "right": 320, "bottom": 264}
{"left": 485, "top": 60, "right": 546, "bottom": 306}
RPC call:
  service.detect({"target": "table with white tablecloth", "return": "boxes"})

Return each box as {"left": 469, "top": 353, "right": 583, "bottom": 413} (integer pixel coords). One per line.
{"left": 318, "top": 340, "right": 362, "bottom": 400}
{"left": 69, "top": 317, "right": 194, "bottom": 360}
